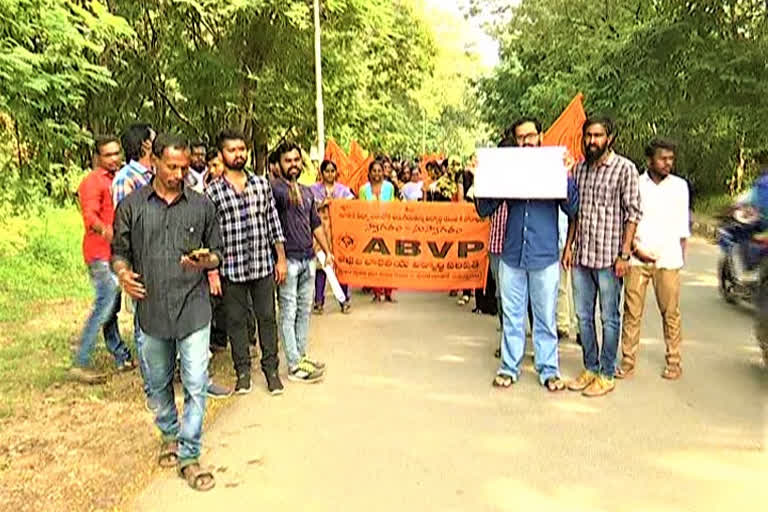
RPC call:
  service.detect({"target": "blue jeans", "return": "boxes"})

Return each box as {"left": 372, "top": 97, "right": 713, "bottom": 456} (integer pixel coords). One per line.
{"left": 489, "top": 253, "right": 503, "bottom": 328}
{"left": 132, "top": 307, "right": 150, "bottom": 397}
{"left": 572, "top": 266, "right": 623, "bottom": 377}
{"left": 498, "top": 259, "right": 560, "bottom": 383}
{"left": 142, "top": 323, "right": 210, "bottom": 465}
{"left": 279, "top": 258, "right": 316, "bottom": 369}
{"left": 75, "top": 261, "right": 131, "bottom": 368}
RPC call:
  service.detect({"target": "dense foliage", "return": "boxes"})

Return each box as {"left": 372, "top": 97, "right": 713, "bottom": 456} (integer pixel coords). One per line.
{"left": 0, "top": 0, "right": 487, "bottom": 209}
{"left": 473, "top": 0, "right": 768, "bottom": 198}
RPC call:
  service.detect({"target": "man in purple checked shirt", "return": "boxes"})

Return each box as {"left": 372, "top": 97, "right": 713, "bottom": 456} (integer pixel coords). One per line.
{"left": 310, "top": 160, "right": 354, "bottom": 314}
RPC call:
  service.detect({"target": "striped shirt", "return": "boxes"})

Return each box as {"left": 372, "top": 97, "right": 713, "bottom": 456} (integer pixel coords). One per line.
{"left": 112, "top": 160, "right": 153, "bottom": 207}
{"left": 489, "top": 202, "right": 508, "bottom": 254}
{"left": 205, "top": 173, "right": 285, "bottom": 282}
{"left": 573, "top": 152, "right": 642, "bottom": 269}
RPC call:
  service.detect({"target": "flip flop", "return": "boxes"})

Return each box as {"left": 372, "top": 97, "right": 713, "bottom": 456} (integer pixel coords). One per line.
{"left": 661, "top": 366, "right": 682, "bottom": 380}
{"left": 179, "top": 463, "right": 216, "bottom": 492}
{"left": 492, "top": 374, "right": 514, "bottom": 388}
{"left": 158, "top": 440, "right": 178, "bottom": 468}
{"left": 544, "top": 377, "right": 565, "bottom": 392}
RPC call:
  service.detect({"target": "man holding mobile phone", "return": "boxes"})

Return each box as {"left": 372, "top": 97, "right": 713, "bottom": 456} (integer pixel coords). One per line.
{"left": 112, "top": 133, "right": 222, "bottom": 491}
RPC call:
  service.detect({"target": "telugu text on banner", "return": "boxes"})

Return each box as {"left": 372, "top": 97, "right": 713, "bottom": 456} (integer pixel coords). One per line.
{"left": 329, "top": 201, "right": 490, "bottom": 291}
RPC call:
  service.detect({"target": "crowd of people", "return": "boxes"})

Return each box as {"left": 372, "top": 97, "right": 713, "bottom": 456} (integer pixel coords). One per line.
{"left": 70, "top": 113, "right": 691, "bottom": 491}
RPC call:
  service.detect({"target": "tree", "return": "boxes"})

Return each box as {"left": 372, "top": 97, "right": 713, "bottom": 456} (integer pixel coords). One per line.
{"left": 473, "top": 0, "right": 768, "bottom": 196}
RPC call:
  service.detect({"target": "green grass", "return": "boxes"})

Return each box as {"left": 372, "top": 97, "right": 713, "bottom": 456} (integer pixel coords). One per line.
{"left": 0, "top": 206, "right": 91, "bottom": 322}
{"left": 0, "top": 206, "right": 95, "bottom": 412}
{"left": 694, "top": 193, "right": 732, "bottom": 219}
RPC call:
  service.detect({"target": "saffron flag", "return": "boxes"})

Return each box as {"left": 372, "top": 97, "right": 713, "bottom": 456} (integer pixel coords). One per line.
{"left": 324, "top": 139, "right": 354, "bottom": 184}
{"left": 349, "top": 140, "right": 367, "bottom": 168}
{"left": 543, "top": 93, "right": 587, "bottom": 160}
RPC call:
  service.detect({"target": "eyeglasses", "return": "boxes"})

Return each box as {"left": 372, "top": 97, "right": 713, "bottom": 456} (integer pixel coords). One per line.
{"left": 515, "top": 133, "right": 540, "bottom": 143}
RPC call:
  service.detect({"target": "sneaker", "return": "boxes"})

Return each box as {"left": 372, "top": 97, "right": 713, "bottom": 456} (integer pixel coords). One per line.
{"left": 265, "top": 371, "right": 284, "bottom": 395}
{"left": 287, "top": 361, "right": 324, "bottom": 383}
{"left": 207, "top": 381, "right": 232, "bottom": 399}
{"left": 69, "top": 366, "right": 108, "bottom": 384}
{"left": 582, "top": 374, "right": 616, "bottom": 397}
{"left": 340, "top": 301, "right": 352, "bottom": 314}
{"left": 567, "top": 370, "right": 597, "bottom": 391}
{"left": 117, "top": 359, "right": 137, "bottom": 372}
{"left": 235, "top": 373, "right": 252, "bottom": 395}
{"left": 302, "top": 356, "right": 326, "bottom": 372}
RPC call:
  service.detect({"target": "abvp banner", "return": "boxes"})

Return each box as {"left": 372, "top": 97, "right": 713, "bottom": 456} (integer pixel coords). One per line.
{"left": 329, "top": 201, "right": 490, "bottom": 291}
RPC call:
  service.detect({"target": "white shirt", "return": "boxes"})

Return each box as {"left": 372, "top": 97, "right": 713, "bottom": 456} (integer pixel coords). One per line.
{"left": 186, "top": 167, "right": 208, "bottom": 194}
{"left": 632, "top": 172, "right": 690, "bottom": 269}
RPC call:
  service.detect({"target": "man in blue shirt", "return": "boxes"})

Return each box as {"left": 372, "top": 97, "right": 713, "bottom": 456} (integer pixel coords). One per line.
{"left": 477, "top": 118, "right": 578, "bottom": 391}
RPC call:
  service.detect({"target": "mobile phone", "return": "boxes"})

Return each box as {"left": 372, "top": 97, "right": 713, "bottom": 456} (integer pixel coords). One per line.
{"left": 187, "top": 248, "right": 210, "bottom": 261}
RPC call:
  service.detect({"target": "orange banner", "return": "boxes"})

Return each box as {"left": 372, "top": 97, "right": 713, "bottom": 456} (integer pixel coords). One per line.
{"left": 330, "top": 201, "right": 490, "bottom": 291}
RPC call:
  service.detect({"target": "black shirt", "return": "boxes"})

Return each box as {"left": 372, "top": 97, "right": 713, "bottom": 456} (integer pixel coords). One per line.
{"left": 111, "top": 181, "right": 223, "bottom": 340}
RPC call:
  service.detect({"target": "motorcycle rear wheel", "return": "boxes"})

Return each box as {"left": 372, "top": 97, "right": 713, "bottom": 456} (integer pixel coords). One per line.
{"left": 719, "top": 257, "right": 739, "bottom": 305}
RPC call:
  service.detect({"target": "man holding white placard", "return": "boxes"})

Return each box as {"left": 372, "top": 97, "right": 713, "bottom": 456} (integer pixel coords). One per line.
{"left": 476, "top": 118, "right": 578, "bottom": 391}
{"left": 562, "top": 115, "right": 642, "bottom": 397}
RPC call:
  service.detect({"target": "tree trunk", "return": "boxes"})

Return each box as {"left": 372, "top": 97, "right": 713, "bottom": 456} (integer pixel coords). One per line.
{"left": 253, "top": 124, "right": 268, "bottom": 175}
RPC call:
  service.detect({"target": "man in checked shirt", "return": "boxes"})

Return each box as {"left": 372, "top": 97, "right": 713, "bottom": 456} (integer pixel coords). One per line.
{"left": 562, "top": 115, "right": 643, "bottom": 397}
{"left": 206, "top": 130, "right": 288, "bottom": 396}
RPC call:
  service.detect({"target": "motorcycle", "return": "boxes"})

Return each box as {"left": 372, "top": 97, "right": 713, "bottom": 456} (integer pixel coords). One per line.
{"left": 716, "top": 202, "right": 768, "bottom": 366}
{"left": 716, "top": 203, "right": 768, "bottom": 306}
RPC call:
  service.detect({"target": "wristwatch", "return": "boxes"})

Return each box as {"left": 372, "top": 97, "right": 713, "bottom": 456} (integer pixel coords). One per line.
{"left": 619, "top": 252, "right": 631, "bottom": 261}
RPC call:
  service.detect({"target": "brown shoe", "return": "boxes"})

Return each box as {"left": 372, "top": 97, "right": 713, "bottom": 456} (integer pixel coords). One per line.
{"left": 69, "top": 366, "right": 108, "bottom": 384}
{"left": 567, "top": 370, "right": 597, "bottom": 391}
{"left": 582, "top": 375, "right": 616, "bottom": 397}
{"left": 614, "top": 361, "right": 635, "bottom": 380}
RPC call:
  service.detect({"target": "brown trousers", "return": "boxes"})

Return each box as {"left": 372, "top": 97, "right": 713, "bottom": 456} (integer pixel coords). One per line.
{"left": 620, "top": 265, "right": 683, "bottom": 368}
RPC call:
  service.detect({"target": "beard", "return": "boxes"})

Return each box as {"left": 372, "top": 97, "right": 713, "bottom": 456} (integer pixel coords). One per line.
{"left": 281, "top": 165, "right": 302, "bottom": 181}
{"left": 224, "top": 156, "right": 246, "bottom": 171}
{"left": 585, "top": 143, "right": 608, "bottom": 164}
{"left": 190, "top": 161, "right": 206, "bottom": 173}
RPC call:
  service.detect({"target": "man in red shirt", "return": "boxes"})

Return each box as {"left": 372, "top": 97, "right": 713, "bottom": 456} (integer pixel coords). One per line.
{"left": 71, "top": 136, "right": 134, "bottom": 383}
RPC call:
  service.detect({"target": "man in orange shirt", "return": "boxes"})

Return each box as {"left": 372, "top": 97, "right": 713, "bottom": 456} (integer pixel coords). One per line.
{"left": 71, "top": 136, "right": 135, "bottom": 383}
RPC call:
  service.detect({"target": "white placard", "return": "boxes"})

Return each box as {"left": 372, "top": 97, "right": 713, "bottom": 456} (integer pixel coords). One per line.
{"left": 474, "top": 146, "right": 568, "bottom": 199}
{"left": 316, "top": 251, "right": 348, "bottom": 304}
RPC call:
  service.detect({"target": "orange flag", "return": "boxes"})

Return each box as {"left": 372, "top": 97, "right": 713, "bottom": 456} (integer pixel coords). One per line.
{"left": 543, "top": 93, "right": 587, "bottom": 160}
{"left": 324, "top": 139, "right": 353, "bottom": 184}
{"left": 347, "top": 155, "right": 375, "bottom": 197}
{"left": 348, "top": 140, "right": 366, "bottom": 168}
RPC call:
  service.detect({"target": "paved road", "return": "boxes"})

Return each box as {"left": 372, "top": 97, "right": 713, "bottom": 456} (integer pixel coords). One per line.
{"left": 133, "top": 238, "right": 768, "bottom": 512}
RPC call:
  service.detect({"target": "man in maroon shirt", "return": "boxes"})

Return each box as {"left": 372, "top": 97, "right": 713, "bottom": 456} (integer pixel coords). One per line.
{"left": 71, "top": 136, "right": 134, "bottom": 383}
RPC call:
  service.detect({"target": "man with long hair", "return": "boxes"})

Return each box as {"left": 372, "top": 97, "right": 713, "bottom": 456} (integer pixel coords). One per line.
{"left": 271, "top": 141, "right": 333, "bottom": 382}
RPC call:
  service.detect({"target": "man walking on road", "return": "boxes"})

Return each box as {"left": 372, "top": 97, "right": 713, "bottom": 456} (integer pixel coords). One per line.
{"left": 206, "top": 130, "right": 288, "bottom": 395}
{"left": 112, "top": 133, "right": 222, "bottom": 491}
{"left": 112, "top": 123, "right": 155, "bottom": 406}
{"left": 477, "top": 118, "right": 578, "bottom": 391}
{"left": 563, "top": 115, "right": 642, "bottom": 397}
{"left": 617, "top": 138, "right": 689, "bottom": 380}
{"left": 71, "top": 136, "right": 135, "bottom": 383}
{"left": 272, "top": 142, "right": 332, "bottom": 383}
